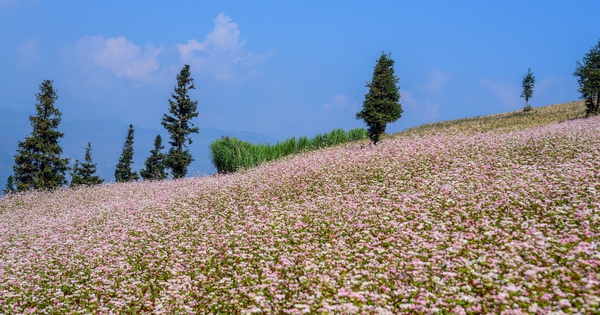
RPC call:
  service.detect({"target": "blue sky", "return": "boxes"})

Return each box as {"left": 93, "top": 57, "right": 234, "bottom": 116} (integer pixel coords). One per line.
{"left": 1, "top": 1, "right": 599, "bottom": 140}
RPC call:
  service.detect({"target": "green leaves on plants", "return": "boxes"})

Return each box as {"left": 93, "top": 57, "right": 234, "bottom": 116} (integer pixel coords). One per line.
{"left": 210, "top": 128, "right": 368, "bottom": 173}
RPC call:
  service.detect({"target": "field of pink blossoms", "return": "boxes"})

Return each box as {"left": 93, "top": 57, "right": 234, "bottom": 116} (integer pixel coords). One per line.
{"left": 1, "top": 116, "right": 599, "bottom": 314}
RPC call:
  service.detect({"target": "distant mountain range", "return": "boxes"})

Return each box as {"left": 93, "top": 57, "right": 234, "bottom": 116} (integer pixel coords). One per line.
{"left": 0, "top": 107, "right": 278, "bottom": 187}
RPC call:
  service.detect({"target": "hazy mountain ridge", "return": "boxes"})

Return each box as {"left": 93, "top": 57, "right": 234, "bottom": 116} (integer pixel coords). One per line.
{"left": 0, "top": 107, "right": 278, "bottom": 186}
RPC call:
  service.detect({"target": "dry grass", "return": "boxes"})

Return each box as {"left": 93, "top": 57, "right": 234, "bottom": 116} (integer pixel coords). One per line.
{"left": 398, "top": 100, "right": 587, "bottom": 136}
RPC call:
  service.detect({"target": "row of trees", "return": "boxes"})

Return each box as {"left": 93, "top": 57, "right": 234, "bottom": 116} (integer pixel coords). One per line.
{"left": 3, "top": 38, "right": 600, "bottom": 194}
{"left": 355, "top": 52, "right": 538, "bottom": 145}
{"left": 517, "top": 39, "right": 600, "bottom": 116}
{"left": 358, "top": 38, "right": 600, "bottom": 144}
{"left": 3, "top": 65, "right": 199, "bottom": 194}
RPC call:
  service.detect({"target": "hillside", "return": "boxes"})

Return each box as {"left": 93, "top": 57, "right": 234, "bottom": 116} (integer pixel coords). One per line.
{"left": 0, "top": 101, "right": 599, "bottom": 313}
{"left": 400, "top": 100, "right": 587, "bottom": 135}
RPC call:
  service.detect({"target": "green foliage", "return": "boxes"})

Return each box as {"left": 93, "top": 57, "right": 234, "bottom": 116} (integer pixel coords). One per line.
{"left": 3, "top": 175, "right": 15, "bottom": 196}
{"left": 356, "top": 52, "right": 403, "bottom": 144}
{"left": 12, "top": 80, "right": 69, "bottom": 192}
{"left": 70, "top": 142, "right": 103, "bottom": 187}
{"left": 210, "top": 136, "right": 253, "bottom": 173}
{"left": 573, "top": 38, "right": 600, "bottom": 116}
{"left": 140, "top": 135, "right": 168, "bottom": 181}
{"left": 210, "top": 128, "right": 368, "bottom": 173}
{"left": 521, "top": 68, "right": 535, "bottom": 112}
{"left": 162, "top": 64, "right": 199, "bottom": 178}
{"left": 114, "top": 124, "right": 139, "bottom": 183}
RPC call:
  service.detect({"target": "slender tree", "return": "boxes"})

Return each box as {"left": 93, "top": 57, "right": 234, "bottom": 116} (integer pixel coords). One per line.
{"left": 114, "top": 124, "right": 139, "bottom": 182}
{"left": 12, "top": 80, "right": 69, "bottom": 191}
{"left": 574, "top": 38, "right": 600, "bottom": 116}
{"left": 70, "top": 142, "right": 103, "bottom": 187}
{"left": 162, "top": 64, "right": 199, "bottom": 178}
{"left": 356, "top": 52, "right": 402, "bottom": 144}
{"left": 521, "top": 68, "right": 535, "bottom": 112}
{"left": 3, "top": 175, "right": 15, "bottom": 196}
{"left": 140, "top": 134, "right": 168, "bottom": 181}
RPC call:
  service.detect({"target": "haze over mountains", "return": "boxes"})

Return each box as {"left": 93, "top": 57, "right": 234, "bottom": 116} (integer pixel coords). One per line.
{"left": 0, "top": 107, "right": 277, "bottom": 186}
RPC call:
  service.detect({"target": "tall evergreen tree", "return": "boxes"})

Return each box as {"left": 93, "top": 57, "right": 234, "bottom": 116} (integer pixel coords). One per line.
{"left": 521, "top": 68, "right": 535, "bottom": 112}
{"left": 70, "top": 142, "right": 103, "bottom": 187}
{"left": 12, "top": 80, "right": 69, "bottom": 191}
{"left": 114, "top": 124, "right": 139, "bottom": 183}
{"left": 574, "top": 38, "right": 600, "bottom": 116}
{"left": 356, "top": 52, "right": 402, "bottom": 145}
{"left": 140, "top": 134, "right": 168, "bottom": 181}
{"left": 162, "top": 64, "right": 199, "bottom": 178}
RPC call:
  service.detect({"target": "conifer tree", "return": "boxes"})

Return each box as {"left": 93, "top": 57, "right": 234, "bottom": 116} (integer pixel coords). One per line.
{"left": 3, "top": 175, "right": 15, "bottom": 196}
{"left": 70, "top": 142, "right": 103, "bottom": 187}
{"left": 114, "top": 124, "right": 139, "bottom": 182}
{"left": 162, "top": 64, "right": 199, "bottom": 178}
{"left": 574, "top": 38, "right": 600, "bottom": 116}
{"left": 521, "top": 68, "right": 535, "bottom": 112}
{"left": 12, "top": 80, "right": 69, "bottom": 191}
{"left": 356, "top": 52, "right": 402, "bottom": 144}
{"left": 140, "top": 134, "right": 167, "bottom": 181}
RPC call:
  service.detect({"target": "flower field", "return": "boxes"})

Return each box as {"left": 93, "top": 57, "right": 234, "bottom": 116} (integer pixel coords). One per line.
{"left": 1, "top": 114, "right": 599, "bottom": 314}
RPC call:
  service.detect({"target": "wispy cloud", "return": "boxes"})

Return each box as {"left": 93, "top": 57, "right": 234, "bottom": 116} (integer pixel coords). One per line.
{"left": 402, "top": 90, "right": 442, "bottom": 121}
{"left": 323, "top": 94, "right": 359, "bottom": 113}
{"left": 72, "top": 35, "right": 163, "bottom": 83}
{"left": 16, "top": 38, "right": 41, "bottom": 69}
{"left": 177, "top": 13, "right": 272, "bottom": 81}
{"left": 0, "top": 0, "right": 23, "bottom": 9}
{"left": 423, "top": 68, "right": 451, "bottom": 95}
{"left": 536, "top": 75, "right": 567, "bottom": 100}
{"left": 479, "top": 78, "right": 520, "bottom": 109}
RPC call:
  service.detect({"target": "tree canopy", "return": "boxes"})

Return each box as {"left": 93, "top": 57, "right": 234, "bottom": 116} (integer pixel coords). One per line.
{"left": 114, "top": 124, "right": 139, "bottom": 183}
{"left": 140, "top": 134, "right": 168, "bottom": 181}
{"left": 70, "top": 142, "right": 103, "bottom": 187}
{"left": 521, "top": 68, "right": 535, "bottom": 112}
{"left": 162, "top": 64, "right": 199, "bottom": 178}
{"left": 356, "top": 52, "right": 402, "bottom": 144}
{"left": 574, "top": 39, "right": 600, "bottom": 116}
{"left": 11, "top": 80, "right": 69, "bottom": 192}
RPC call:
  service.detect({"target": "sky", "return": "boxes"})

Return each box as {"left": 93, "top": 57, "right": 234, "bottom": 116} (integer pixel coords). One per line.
{"left": 1, "top": 1, "right": 599, "bottom": 140}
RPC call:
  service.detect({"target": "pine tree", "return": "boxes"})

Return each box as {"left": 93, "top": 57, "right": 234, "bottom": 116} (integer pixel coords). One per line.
{"left": 114, "top": 124, "right": 139, "bottom": 183}
{"left": 12, "top": 80, "right": 69, "bottom": 191}
{"left": 140, "top": 134, "right": 167, "bottom": 181}
{"left": 574, "top": 38, "right": 600, "bottom": 116}
{"left": 356, "top": 52, "right": 402, "bottom": 144}
{"left": 162, "top": 64, "right": 199, "bottom": 178}
{"left": 3, "top": 175, "right": 15, "bottom": 196}
{"left": 521, "top": 68, "right": 535, "bottom": 112}
{"left": 70, "top": 142, "right": 103, "bottom": 187}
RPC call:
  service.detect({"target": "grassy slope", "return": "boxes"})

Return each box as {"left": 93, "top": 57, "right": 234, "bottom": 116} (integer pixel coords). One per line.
{"left": 0, "top": 100, "right": 598, "bottom": 314}
{"left": 400, "top": 100, "right": 587, "bottom": 135}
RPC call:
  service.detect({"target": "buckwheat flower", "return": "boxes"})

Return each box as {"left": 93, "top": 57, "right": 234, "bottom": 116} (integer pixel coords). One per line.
{"left": 558, "top": 299, "right": 571, "bottom": 308}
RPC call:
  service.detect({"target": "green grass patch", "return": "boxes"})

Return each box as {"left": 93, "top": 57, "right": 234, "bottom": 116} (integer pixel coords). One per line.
{"left": 210, "top": 128, "right": 368, "bottom": 173}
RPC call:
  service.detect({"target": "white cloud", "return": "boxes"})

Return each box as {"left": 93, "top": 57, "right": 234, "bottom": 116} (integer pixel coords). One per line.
{"left": 66, "top": 13, "right": 268, "bottom": 84}
{"left": 423, "top": 68, "right": 451, "bottom": 95}
{"left": 177, "top": 12, "right": 271, "bottom": 81}
{"left": 72, "top": 35, "right": 163, "bottom": 82}
{"left": 16, "top": 38, "right": 41, "bottom": 69}
{"left": 479, "top": 78, "right": 520, "bottom": 109}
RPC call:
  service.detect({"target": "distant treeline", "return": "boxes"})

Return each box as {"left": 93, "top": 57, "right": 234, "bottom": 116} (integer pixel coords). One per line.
{"left": 210, "top": 128, "right": 368, "bottom": 173}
